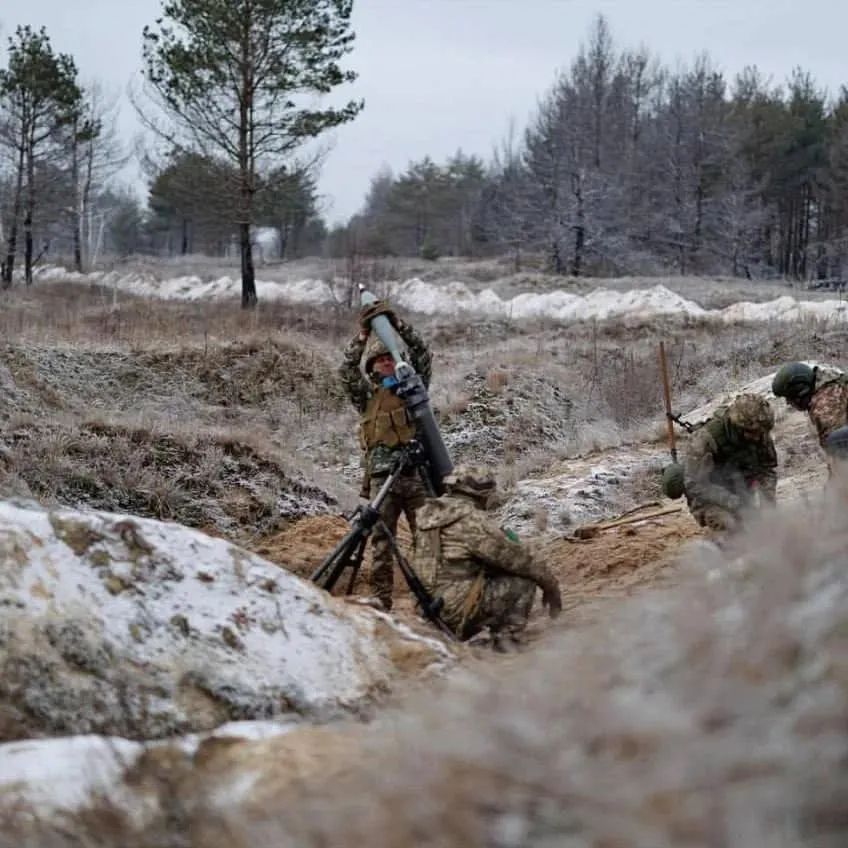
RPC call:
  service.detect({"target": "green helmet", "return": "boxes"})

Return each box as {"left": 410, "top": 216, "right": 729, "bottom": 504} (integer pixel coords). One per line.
{"left": 661, "top": 462, "right": 685, "bottom": 500}
{"left": 772, "top": 362, "right": 816, "bottom": 408}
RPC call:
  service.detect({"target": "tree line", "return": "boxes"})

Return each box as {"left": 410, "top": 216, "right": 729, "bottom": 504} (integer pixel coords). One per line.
{"left": 339, "top": 15, "right": 848, "bottom": 282}
{"left": 2, "top": 7, "right": 845, "bottom": 308}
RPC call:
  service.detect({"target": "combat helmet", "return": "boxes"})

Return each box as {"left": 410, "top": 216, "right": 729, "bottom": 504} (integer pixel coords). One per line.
{"left": 443, "top": 464, "right": 498, "bottom": 502}
{"left": 772, "top": 362, "right": 816, "bottom": 409}
{"left": 364, "top": 334, "right": 393, "bottom": 373}
{"left": 727, "top": 393, "right": 774, "bottom": 435}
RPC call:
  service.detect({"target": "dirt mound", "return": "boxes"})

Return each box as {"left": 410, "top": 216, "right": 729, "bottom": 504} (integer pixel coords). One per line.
{"left": 255, "top": 514, "right": 415, "bottom": 578}
{"left": 0, "top": 421, "right": 337, "bottom": 543}
{"left": 253, "top": 514, "right": 353, "bottom": 579}
{"left": 535, "top": 509, "right": 703, "bottom": 606}
{"left": 141, "top": 340, "right": 347, "bottom": 413}
{"left": 256, "top": 507, "right": 699, "bottom": 623}
{"left": 438, "top": 368, "right": 576, "bottom": 465}
{"left": 0, "top": 340, "right": 346, "bottom": 420}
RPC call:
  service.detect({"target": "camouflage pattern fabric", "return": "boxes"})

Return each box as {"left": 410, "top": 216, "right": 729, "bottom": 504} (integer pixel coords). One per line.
{"left": 338, "top": 314, "right": 434, "bottom": 479}
{"left": 682, "top": 401, "right": 777, "bottom": 531}
{"left": 691, "top": 504, "right": 739, "bottom": 536}
{"left": 807, "top": 381, "right": 848, "bottom": 480}
{"left": 807, "top": 381, "right": 848, "bottom": 448}
{"left": 368, "top": 471, "right": 429, "bottom": 611}
{"left": 338, "top": 315, "right": 433, "bottom": 414}
{"left": 412, "top": 493, "right": 557, "bottom": 640}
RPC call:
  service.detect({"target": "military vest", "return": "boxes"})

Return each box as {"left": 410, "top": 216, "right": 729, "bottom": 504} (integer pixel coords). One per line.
{"left": 357, "top": 386, "right": 416, "bottom": 452}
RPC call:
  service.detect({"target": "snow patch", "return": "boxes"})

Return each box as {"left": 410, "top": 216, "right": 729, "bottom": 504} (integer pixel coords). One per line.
{"left": 0, "top": 719, "right": 300, "bottom": 814}
{"left": 31, "top": 265, "right": 848, "bottom": 325}
{"left": 503, "top": 446, "right": 663, "bottom": 532}
{"left": 0, "top": 497, "right": 452, "bottom": 740}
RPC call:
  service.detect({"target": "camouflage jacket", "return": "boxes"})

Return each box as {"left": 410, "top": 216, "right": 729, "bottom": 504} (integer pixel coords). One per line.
{"left": 682, "top": 409, "right": 778, "bottom": 513}
{"left": 411, "top": 494, "right": 555, "bottom": 631}
{"left": 338, "top": 317, "right": 433, "bottom": 475}
{"left": 808, "top": 377, "right": 848, "bottom": 448}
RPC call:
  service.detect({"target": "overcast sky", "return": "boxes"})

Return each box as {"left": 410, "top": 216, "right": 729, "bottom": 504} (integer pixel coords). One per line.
{"left": 1, "top": 0, "right": 845, "bottom": 224}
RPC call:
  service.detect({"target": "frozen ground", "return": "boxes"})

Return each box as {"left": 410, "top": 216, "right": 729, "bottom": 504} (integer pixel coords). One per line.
{"left": 0, "top": 498, "right": 450, "bottom": 741}
{"left": 0, "top": 260, "right": 846, "bottom": 845}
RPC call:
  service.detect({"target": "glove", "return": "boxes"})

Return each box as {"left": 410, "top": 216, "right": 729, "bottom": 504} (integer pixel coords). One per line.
{"left": 359, "top": 300, "right": 397, "bottom": 331}
{"left": 540, "top": 579, "right": 562, "bottom": 619}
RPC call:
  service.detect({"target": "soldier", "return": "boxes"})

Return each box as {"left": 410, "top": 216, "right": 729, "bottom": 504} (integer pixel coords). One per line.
{"left": 771, "top": 362, "right": 848, "bottom": 461}
{"left": 412, "top": 464, "right": 562, "bottom": 649}
{"left": 338, "top": 298, "right": 432, "bottom": 611}
{"left": 681, "top": 393, "right": 778, "bottom": 535}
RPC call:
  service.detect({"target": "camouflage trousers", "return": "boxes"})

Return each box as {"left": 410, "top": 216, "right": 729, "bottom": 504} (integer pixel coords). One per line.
{"left": 368, "top": 472, "right": 429, "bottom": 611}
{"left": 456, "top": 574, "right": 537, "bottom": 641}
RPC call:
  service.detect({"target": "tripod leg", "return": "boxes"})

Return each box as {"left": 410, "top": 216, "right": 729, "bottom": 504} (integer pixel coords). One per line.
{"left": 376, "top": 520, "right": 456, "bottom": 641}
{"left": 311, "top": 529, "right": 366, "bottom": 592}
{"left": 344, "top": 535, "right": 368, "bottom": 595}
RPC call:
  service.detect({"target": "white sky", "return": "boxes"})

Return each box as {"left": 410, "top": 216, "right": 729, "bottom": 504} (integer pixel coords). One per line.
{"left": 0, "top": 0, "right": 845, "bottom": 225}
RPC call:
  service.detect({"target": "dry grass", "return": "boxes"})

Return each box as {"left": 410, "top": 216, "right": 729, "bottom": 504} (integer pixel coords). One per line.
{"left": 3, "top": 483, "right": 847, "bottom": 847}
{"left": 0, "top": 281, "right": 352, "bottom": 349}
{"left": 3, "top": 278, "right": 848, "bottom": 527}
{"left": 0, "top": 283, "right": 358, "bottom": 540}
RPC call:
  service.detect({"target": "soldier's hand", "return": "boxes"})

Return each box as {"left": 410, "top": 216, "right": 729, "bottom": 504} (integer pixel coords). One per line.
{"left": 540, "top": 580, "right": 562, "bottom": 619}
{"left": 359, "top": 300, "right": 396, "bottom": 331}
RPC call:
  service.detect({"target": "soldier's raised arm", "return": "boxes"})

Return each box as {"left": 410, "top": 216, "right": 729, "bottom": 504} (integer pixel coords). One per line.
{"left": 338, "top": 331, "right": 370, "bottom": 413}
{"left": 682, "top": 428, "right": 741, "bottom": 511}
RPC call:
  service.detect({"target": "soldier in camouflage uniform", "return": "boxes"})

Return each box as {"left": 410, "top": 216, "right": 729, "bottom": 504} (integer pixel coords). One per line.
{"left": 412, "top": 465, "right": 562, "bottom": 647}
{"left": 338, "top": 299, "right": 433, "bottom": 611}
{"left": 772, "top": 362, "right": 848, "bottom": 475}
{"left": 682, "top": 393, "right": 778, "bottom": 534}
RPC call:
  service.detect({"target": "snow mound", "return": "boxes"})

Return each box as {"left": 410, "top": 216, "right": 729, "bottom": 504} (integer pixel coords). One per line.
{"left": 31, "top": 264, "right": 848, "bottom": 326}
{"left": 0, "top": 498, "right": 451, "bottom": 740}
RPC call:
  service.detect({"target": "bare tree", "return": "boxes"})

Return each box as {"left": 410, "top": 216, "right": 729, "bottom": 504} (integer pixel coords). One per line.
{"left": 63, "top": 81, "right": 128, "bottom": 271}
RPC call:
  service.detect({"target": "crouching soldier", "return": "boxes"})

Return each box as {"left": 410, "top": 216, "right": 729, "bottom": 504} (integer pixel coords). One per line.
{"left": 412, "top": 464, "right": 562, "bottom": 649}
{"left": 682, "top": 393, "right": 778, "bottom": 536}
{"left": 338, "top": 298, "right": 433, "bottom": 611}
{"left": 772, "top": 362, "right": 848, "bottom": 478}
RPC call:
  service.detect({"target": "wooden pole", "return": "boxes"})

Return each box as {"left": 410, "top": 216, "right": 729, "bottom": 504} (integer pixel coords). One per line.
{"left": 658, "top": 340, "right": 677, "bottom": 463}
